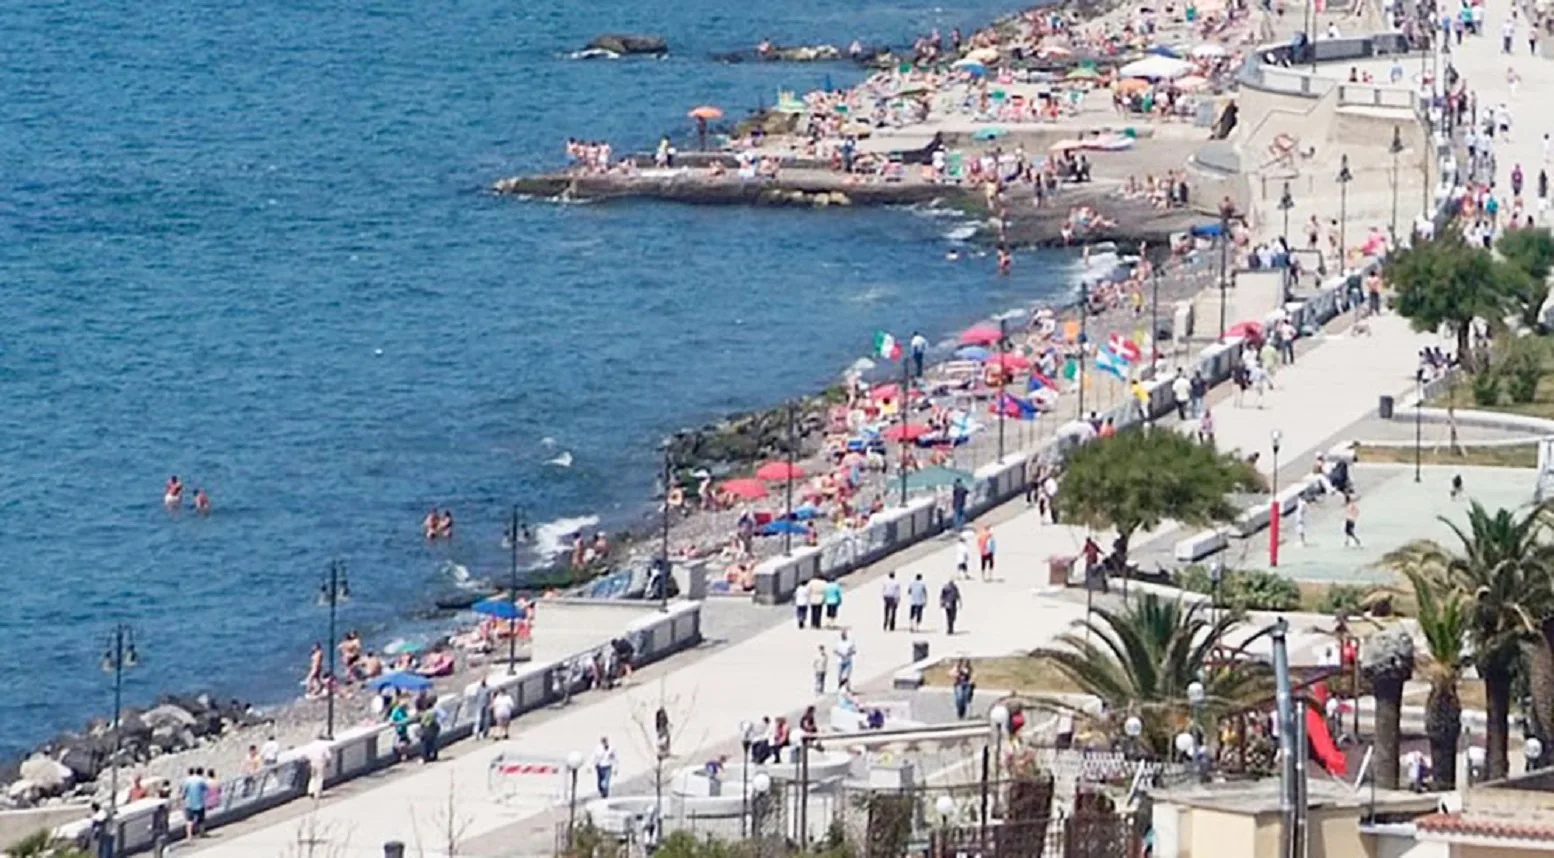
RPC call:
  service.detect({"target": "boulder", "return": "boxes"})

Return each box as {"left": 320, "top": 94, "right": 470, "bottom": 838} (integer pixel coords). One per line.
{"left": 587, "top": 34, "right": 668, "bottom": 55}
{"left": 7, "top": 779, "right": 40, "bottom": 805}
{"left": 56, "top": 747, "right": 100, "bottom": 785}
{"left": 19, "top": 756, "right": 73, "bottom": 792}
{"left": 142, "top": 703, "right": 196, "bottom": 730}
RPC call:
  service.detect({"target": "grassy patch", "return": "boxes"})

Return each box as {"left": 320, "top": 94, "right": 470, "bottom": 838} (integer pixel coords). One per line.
{"left": 1353, "top": 443, "right": 1538, "bottom": 469}
{"left": 922, "top": 655, "right": 1085, "bottom": 695}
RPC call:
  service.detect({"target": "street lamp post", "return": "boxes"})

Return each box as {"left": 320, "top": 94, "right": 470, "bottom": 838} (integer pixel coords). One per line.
{"left": 1337, "top": 155, "right": 1354, "bottom": 274}
{"left": 1389, "top": 127, "right": 1404, "bottom": 245}
{"left": 784, "top": 402, "right": 797, "bottom": 556}
{"left": 1270, "top": 430, "right": 1283, "bottom": 567}
{"left": 997, "top": 316, "right": 1008, "bottom": 461}
{"left": 1123, "top": 715, "right": 1143, "bottom": 760}
{"left": 1077, "top": 279, "right": 1090, "bottom": 420}
{"left": 1218, "top": 204, "right": 1231, "bottom": 340}
{"left": 1209, "top": 561, "right": 1223, "bottom": 623}
{"left": 740, "top": 720, "right": 755, "bottom": 837}
{"left": 660, "top": 444, "right": 673, "bottom": 611}
{"left": 1149, "top": 245, "right": 1161, "bottom": 386}
{"left": 988, "top": 705, "right": 1009, "bottom": 808}
{"left": 1278, "top": 183, "right": 1295, "bottom": 303}
{"left": 898, "top": 356, "right": 910, "bottom": 507}
{"left": 565, "top": 751, "right": 584, "bottom": 848}
{"left": 752, "top": 772, "right": 772, "bottom": 837}
{"left": 318, "top": 560, "right": 350, "bottom": 739}
{"left": 1187, "top": 680, "right": 1208, "bottom": 780}
{"left": 1415, "top": 369, "right": 1425, "bottom": 482}
{"left": 505, "top": 507, "right": 527, "bottom": 674}
{"left": 102, "top": 624, "right": 140, "bottom": 858}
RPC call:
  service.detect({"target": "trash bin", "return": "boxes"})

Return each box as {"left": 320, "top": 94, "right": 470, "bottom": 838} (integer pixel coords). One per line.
{"left": 384, "top": 842, "right": 406, "bottom": 858}
{"left": 1378, "top": 394, "right": 1395, "bottom": 419}
{"left": 1048, "top": 555, "right": 1075, "bottom": 587}
{"left": 912, "top": 640, "right": 930, "bottom": 663}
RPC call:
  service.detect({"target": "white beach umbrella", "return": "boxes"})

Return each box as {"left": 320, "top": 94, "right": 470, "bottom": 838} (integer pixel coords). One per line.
{"left": 1117, "top": 55, "right": 1193, "bottom": 80}
{"left": 1191, "top": 43, "right": 1228, "bottom": 59}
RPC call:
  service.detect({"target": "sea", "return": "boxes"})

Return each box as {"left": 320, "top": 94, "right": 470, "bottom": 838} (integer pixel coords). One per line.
{"left": 0, "top": 0, "right": 1081, "bottom": 759}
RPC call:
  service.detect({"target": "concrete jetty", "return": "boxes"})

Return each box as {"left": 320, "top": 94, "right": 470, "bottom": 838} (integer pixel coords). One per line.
{"left": 493, "top": 168, "right": 956, "bottom": 207}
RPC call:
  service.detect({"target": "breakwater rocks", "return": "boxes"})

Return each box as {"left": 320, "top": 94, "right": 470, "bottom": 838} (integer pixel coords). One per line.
{"left": 666, "top": 393, "right": 835, "bottom": 474}
{"left": 585, "top": 33, "right": 668, "bottom": 55}
{"left": 492, "top": 171, "right": 958, "bottom": 208}
{"left": 3, "top": 694, "right": 262, "bottom": 807}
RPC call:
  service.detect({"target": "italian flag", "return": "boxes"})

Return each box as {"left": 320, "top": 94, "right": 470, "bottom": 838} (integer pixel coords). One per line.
{"left": 873, "top": 331, "right": 902, "bottom": 360}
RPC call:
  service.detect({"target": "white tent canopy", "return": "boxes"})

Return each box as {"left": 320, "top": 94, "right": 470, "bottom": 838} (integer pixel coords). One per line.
{"left": 1118, "top": 55, "right": 1194, "bottom": 79}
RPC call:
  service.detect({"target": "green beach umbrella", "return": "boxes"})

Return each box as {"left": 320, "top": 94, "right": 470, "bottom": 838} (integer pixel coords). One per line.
{"left": 1066, "top": 67, "right": 1100, "bottom": 80}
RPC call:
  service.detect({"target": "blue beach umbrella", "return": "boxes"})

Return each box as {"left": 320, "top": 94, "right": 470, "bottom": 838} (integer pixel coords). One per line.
{"left": 956, "top": 345, "right": 992, "bottom": 361}
{"left": 1147, "top": 45, "right": 1181, "bottom": 57}
{"left": 972, "top": 127, "right": 1007, "bottom": 141}
{"left": 369, "top": 671, "right": 433, "bottom": 693}
{"left": 790, "top": 503, "right": 822, "bottom": 521}
{"left": 759, "top": 520, "right": 809, "bottom": 536}
{"left": 473, "top": 598, "right": 528, "bottom": 621}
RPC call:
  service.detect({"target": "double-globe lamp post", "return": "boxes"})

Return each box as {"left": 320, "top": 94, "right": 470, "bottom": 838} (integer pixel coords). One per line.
{"left": 318, "top": 560, "right": 350, "bottom": 740}
{"left": 102, "top": 624, "right": 141, "bottom": 858}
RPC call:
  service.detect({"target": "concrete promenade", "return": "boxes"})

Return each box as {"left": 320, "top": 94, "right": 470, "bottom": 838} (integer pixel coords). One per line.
{"left": 187, "top": 304, "right": 1440, "bottom": 858}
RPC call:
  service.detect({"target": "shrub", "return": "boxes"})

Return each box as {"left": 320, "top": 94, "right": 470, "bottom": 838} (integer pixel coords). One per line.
{"left": 1174, "top": 566, "right": 1300, "bottom": 611}
{"left": 1472, "top": 370, "right": 1503, "bottom": 407}
{"left": 1502, "top": 335, "right": 1547, "bottom": 404}
{"left": 1317, "top": 584, "right": 1368, "bottom": 616}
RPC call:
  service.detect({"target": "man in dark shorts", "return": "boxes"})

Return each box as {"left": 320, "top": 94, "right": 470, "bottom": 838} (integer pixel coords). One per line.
{"left": 181, "top": 767, "right": 209, "bottom": 839}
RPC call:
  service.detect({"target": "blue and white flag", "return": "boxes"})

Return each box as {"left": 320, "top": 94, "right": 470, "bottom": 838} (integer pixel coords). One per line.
{"left": 1095, "top": 346, "right": 1129, "bottom": 381}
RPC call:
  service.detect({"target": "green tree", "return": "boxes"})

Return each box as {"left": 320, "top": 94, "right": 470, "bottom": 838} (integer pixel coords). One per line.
{"left": 1031, "top": 594, "right": 1272, "bottom": 756}
{"left": 1056, "top": 428, "right": 1259, "bottom": 572}
{"left": 1382, "top": 503, "right": 1554, "bottom": 779}
{"left": 1403, "top": 568, "right": 1469, "bottom": 790}
{"left": 1386, "top": 230, "right": 1528, "bottom": 371}
{"left": 1496, "top": 227, "right": 1554, "bottom": 327}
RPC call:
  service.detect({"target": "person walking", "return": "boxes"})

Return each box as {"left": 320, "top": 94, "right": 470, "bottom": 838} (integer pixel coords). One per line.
{"left": 835, "top": 630, "right": 857, "bottom": 689}
{"left": 940, "top": 578, "right": 963, "bottom": 635}
{"left": 976, "top": 524, "right": 995, "bottom": 581}
{"left": 822, "top": 576, "right": 843, "bottom": 627}
{"left": 907, "top": 573, "right": 928, "bottom": 632}
{"left": 955, "top": 532, "right": 971, "bottom": 579}
{"left": 795, "top": 574, "right": 811, "bottom": 629}
{"left": 950, "top": 478, "right": 969, "bottom": 530}
{"left": 593, "top": 736, "right": 617, "bottom": 798}
{"left": 1343, "top": 494, "right": 1362, "bottom": 547}
{"left": 1294, "top": 495, "right": 1308, "bottom": 547}
{"left": 472, "top": 679, "right": 491, "bottom": 741}
{"left": 812, "top": 644, "right": 828, "bottom": 694}
{"left": 952, "top": 656, "right": 975, "bottom": 719}
{"left": 491, "top": 687, "right": 515, "bottom": 740}
{"left": 181, "top": 767, "right": 209, "bottom": 839}
{"left": 806, "top": 576, "right": 825, "bottom": 629}
{"left": 881, "top": 571, "right": 900, "bottom": 631}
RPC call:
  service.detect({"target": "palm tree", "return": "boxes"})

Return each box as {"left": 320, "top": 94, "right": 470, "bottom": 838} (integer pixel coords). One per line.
{"left": 1032, "top": 594, "right": 1271, "bottom": 756}
{"left": 1382, "top": 502, "right": 1554, "bottom": 780}
{"left": 1361, "top": 628, "right": 1415, "bottom": 790}
{"left": 1405, "top": 568, "right": 1468, "bottom": 790}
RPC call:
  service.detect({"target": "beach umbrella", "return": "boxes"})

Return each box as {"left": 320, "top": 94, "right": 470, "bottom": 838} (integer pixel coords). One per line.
{"left": 956, "top": 345, "right": 992, "bottom": 361}
{"left": 790, "top": 503, "right": 822, "bottom": 521}
{"left": 989, "top": 353, "right": 1032, "bottom": 371}
{"left": 966, "top": 47, "right": 1000, "bottom": 63}
{"left": 1118, "top": 55, "right": 1193, "bottom": 80}
{"left": 904, "top": 465, "right": 975, "bottom": 490}
{"left": 958, "top": 324, "right": 1002, "bottom": 346}
{"left": 1037, "top": 44, "right": 1073, "bottom": 58}
{"left": 1065, "top": 67, "right": 1100, "bottom": 80}
{"left": 972, "top": 126, "right": 1007, "bottom": 141}
{"left": 1146, "top": 45, "right": 1182, "bottom": 58}
{"left": 755, "top": 461, "right": 805, "bottom": 481}
{"left": 882, "top": 423, "right": 933, "bottom": 442}
{"left": 473, "top": 597, "right": 527, "bottom": 621}
{"left": 1174, "top": 75, "right": 1210, "bottom": 91}
{"left": 1114, "top": 77, "right": 1152, "bottom": 93}
{"left": 720, "top": 478, "right": 769, "bottom": 500}
{"left": 1225, "top": 320, "right": 1265, "bottom": 341}
{"left": 871, "top": 382, "right": 918, "bottom": 401}
{"left": 951, "top": 58, "right": 986, "bottom": 73}
{"left": 688, "top": 105, "right": 724, "bottom": 120}
{"left": 1192, "top": 43, "right": 1228, "bottom": 58}
{"left": 759, "top": 519, "right": 809, "bottom": 536}
{"left": 1049, "top": 139, "right": 1085, "bottom": 152}
{"left": 369, "top": 671, "right": 433, "bottom": 693}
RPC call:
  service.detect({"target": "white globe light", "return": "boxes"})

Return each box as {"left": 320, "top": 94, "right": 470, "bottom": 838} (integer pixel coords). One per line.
{"left": 1467, "top": 746, "right": 1487, "bottom": 766}
{"left": 1187, "top": 681, "right": 1206, "bottom": 705}
{"left": 753, "top": 773, "right": 772, "bottom": 794}
{"left": 566, "top": 751, "right": 585, "bottom": 771}
{"left": 935, "top": 795, "right": 956, "bottom": 817}
{"left": 1175, "top": 732, "right": 1196, "bottom": 756}
{"left": 739, "top": 720, "right": 753, "bottom": 740}
{"left": 1124, "top": 716, "right": 1143, "bottom": 738}
{"left": 1527, "top": 737, "right": 1545, "bottom": 761}
{"left": 989, "top": 704, "right": 1010, "bottom": 731}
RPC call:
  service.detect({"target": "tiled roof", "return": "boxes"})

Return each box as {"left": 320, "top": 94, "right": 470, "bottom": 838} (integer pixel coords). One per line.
{"left": 1415, "top": 812, "right": 1554, "bottom": 842}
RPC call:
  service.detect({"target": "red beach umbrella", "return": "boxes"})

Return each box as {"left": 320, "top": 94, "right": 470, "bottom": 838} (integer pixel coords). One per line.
{"left": 756, "top": 461, "right": 806, "bottom": 481}
{"left": 989, "top": 353, "right": 1031, "bottom": 371}
{"left": 959, "top": 324, "right": 1002, "bottom": 346}
{"left": 1224, "top": 320, "right": 1264, "bottom": 342}
{"left": 883, "top": 423, "right": 932, "bottom": 442}
{"left": 688, "top": 105, "right": 724, "bottom": 120}
{"left": 870, "top": 383, "right": 902, "bottom": 401}
{"left": 720, "top": 478, "right": 769, "bottom": 500}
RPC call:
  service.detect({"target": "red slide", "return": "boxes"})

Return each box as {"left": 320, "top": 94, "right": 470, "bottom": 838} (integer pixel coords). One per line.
{"left": 1306, "top": 684, "right": 1348, "bottom": 776}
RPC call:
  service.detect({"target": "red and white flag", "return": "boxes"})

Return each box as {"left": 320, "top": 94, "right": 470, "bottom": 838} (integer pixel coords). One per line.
{"left": 1107, "top": 333, "right": 1141, "bottom": 364}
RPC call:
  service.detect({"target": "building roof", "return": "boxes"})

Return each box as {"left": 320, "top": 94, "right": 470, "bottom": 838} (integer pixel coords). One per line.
{"left": 1152, "top": 777, "right": 1435, "bottom": 816}
{"left": 1414, "top": 812, "right": 1554, "bottom": 843}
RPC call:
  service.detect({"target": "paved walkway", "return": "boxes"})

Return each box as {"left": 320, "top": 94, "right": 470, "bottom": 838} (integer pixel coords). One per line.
{"left": 1448, "top": 0, "right": 1548, "bottom": 201}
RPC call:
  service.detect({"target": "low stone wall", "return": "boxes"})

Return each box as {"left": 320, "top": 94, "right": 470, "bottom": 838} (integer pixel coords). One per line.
{"left": 0, "top": 805, "right": 92, "bottom": 852}
{"left": 61, "top": 602, "right": 704, "bottom": 855}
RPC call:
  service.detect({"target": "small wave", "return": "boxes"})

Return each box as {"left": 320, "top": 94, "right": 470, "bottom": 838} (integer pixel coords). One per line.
{"left": 440, "top": 559, "right": 481, "bottom": 590}
{"left": 533, "top": 514, "right": 601, "bottom": 557}
{"left": 546, "top": 451, "right": 574, "bottom": 468}
{"left": 943, "top": 222, "right": 978, "bottom": 242}
{"left": 847, "top": 284, "right": 891, "bottom": 305}
{"left": 567, "top": 48, "right": 621, "bottom": 60}
{"left": 540, "top": 436, "right": 558, "bottom": 448}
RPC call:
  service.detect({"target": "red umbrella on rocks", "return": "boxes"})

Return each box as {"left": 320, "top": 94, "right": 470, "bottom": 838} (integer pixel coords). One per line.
{"left": 959, "top": 324, "right": 1002, "bottom": 346}
{"left": 720, "top": 478, "right": 769, "bottom": 500}
{"left": 756, "top": 461, "right": 806, "bottom": 481}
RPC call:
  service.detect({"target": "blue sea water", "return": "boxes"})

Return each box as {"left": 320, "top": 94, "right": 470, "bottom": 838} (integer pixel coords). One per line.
{"left": 0, "top": 0, "right": 1075, "bottom": 758}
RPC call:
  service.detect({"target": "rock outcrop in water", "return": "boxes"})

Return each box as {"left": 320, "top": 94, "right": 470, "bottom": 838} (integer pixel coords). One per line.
{"left": 587, "top": 34, "right": 668, "bottom": 55}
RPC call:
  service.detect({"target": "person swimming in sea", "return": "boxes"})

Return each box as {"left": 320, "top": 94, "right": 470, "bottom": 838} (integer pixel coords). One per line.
{"left": 193, "top": 488, "right": 211, "bottom": 516}
{"left": 164, "top": 476, "right": 183, "bottom": 509}
{"left": 423, "top": 509, "right": 440, "bottom": 540}
{"left": 437, "top": 509, "right": 454, "bottom": 540}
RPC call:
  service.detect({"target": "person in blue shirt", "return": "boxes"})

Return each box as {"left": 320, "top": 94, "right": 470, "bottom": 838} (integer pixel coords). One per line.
{"left": 822, "top": 577, "right": 843, "bottom": 627}
{"left": 180, "top": 767, "right": 209, "bottom": 839}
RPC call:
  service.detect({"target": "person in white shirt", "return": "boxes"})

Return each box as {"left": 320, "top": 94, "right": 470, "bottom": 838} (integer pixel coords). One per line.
{"left": 813, "top": 644, "right": 828, "bottom": 694}
{"left": 260, "top": 734, "right": 281, "bottom": 767}
{"left": 881, "top": 571, "right": 901, "bottom": 631}
{"left": 592, "top": 737, "right": 617, "bottom": 798}
{"left": 954, "top": 534, "right": 971, "bottom": 579}
{"left": 794, "top": 575, "right": 810, "bottom": 629}
{"left": 1294, "top": 495, "right": 1308, "bottom": 546}
{"left": 834, "top": 631, "right": 857, "bottom": 689}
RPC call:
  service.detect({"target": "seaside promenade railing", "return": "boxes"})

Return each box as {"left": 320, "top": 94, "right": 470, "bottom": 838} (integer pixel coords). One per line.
{"left": 64, "top": 600, "right": 704, "bottom": 855}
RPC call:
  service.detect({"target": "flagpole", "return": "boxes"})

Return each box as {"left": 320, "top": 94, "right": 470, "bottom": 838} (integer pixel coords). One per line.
{"left": 898, "top": 355, "right": 909, "bottom": 508}
{"left": 1077, "top": 279, "right": 1089, "bottom": 422}
{"left": 997, "top": 317, "right": 1007, "bottom": 462}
